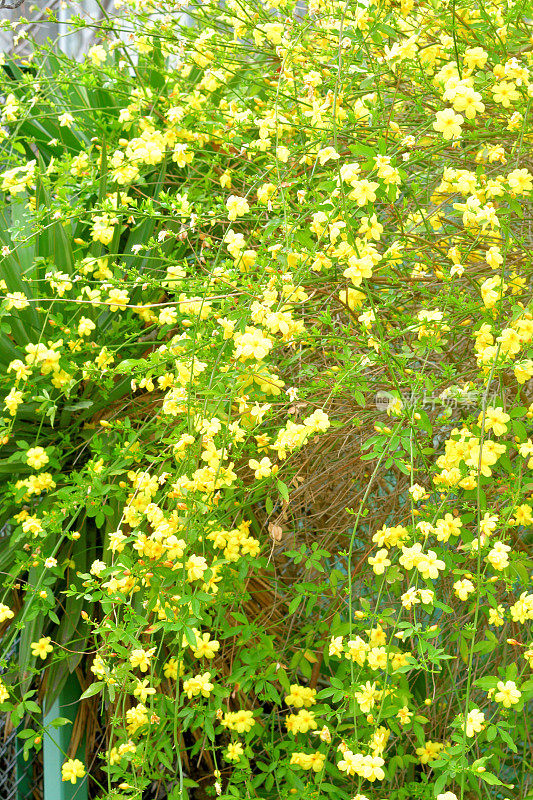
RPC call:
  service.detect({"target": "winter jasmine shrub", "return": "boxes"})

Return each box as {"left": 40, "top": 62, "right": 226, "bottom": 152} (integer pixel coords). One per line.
{"left": 0, "top": 0, "right": 532, "bottom": 799}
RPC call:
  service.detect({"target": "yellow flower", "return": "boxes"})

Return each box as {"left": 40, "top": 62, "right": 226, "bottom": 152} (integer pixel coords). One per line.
{"left": 77, "top": 317, "right": 96, "bottom": 337}
{"left": 348, "top": 179, "right": 379, "bottom": 206}
{"left": 486, "top": 541, "right": 511, "bottom": 571}
{"left": 7, "top": 359, "right": 31, "bottom": 382}
{"left": 415, "top": 550, "right": 445, "bottom": 580}
{"left": 186, "top": 555, "right": 208, "bottom": 582}
{"left": 125, "top": 703, "right": 148, "bottom": 734}
{"left": 367, "top": 647, "right": 388, "bottom": 670}
{"left": 183, "top": 672, "right": 214, "bottom": 698}
{"left": 91, "top": 215, "right": 115, "bottom": 245}
{"left": 26, "top": 446, "right": 49, "bottom": 470}
{"left": 497, "top": 327, "right": 521, "bottom": 355}
{"left": 491, "top": 81, "right": 520, "bottom": 107}
{"left": 133, "top": 680, "right": 156, "bottom": 703}
{"left": 511, "top": 503, "right": 533, "bottom": 526}
{"left": 339, "top": 287, "right": 365, "bottom": 311}
{"left": 233, "top": 327, "right": 272, "bottom": 361}
{"left": 249, "top": 457, "right": 272, "bottom": 479}
{"left": 59, "top": 112, "right": 74, "bottom": 128}
{"left": 434, "top": 513, "right": 462, "bottom": 542}
{"left": 464, "top": 708, "right": 485, "bottom": 737}
{"left": 337, "top": 749, "right": 365, "bottom": 776}
{"left": 225, "top": 741, "right": 244, "bottom": 762}
{"left": 343, "top": 255, "right": 373, "bottom": 287}
{"left": 106, "top": 289, "right": 130, "bottom": 312}
{"left": 129, "top": 647, "right": 156, "bottom": 672}
{"left": 510, "top": 592, "right": 533, "bottom": 624}
{"left": 452, "top": 87, "right": 484, "bottom": 119}
{"left": 288, "top": 709, "right": 317, "bottom": 734}
{"left": 397, "top": 706, "right": 413, "bottom": 725}
{"left": 481, "top": 407, "right": 510, "bottom": 436}
{"left": 172, "top": 143, "right": 193, "bottom": 168}
{"left": 485, "top": 246, "right": 503, "bottom": 270}
{"left": 344, "top": 636, "right": 368, "bottom": 666}
{"left": 163, "top": 658, "right": 180, "bottom": 680}
{"left": 317, "top": 146, "right": 340, "bottom": 165}
{"left": 416, "top": 740, "right": 445, "bottom": 764}
{"left": 61, "top": 759, "right": 86, "bottom": 784}
{"left": 219, "top": 169, "right": 232, "bottom": 188}
{"left": 367, "top": 548, "right": 391, "bottom": 575}
{"left": 226, "top": 195, "right": 249, "bottom": 221}
{"left": 494, "top": 680, "right": 521, "bottom": 707}
{"left": 463, "top": 47, "right": 488, "bottom": 70}
{"left": 5, "top": 292, "right": 29, "bottom": 310}
{"left": 109, "top": 530, "right": 127, "bottom": 553}
{"left": 453, "top": 579, "right": 475, "bottom": 601}
{"left": 354, "top": 681, "right": 380, "bottom": 713}
{"left": 488, "top": 606, "right": 505, "bottom": 626}
{"left": 0, "top": 604, "right": 14, "bottom": 623}
{"left": 362, "top": 754, "right": 385, "bottom": 781}
{"left": 479, "top": 512, "right": 498, "bottom": 536}
{"left": 290, "top": 750, "right": 325, "bottom": 771}
{"left": 514, "top": 360, "right": 533, "bottom": 384}
{"left": 257, "top": 182, "right": 276, "bottom": 204}
{"left": 284, "top": 684, "right": 317, "bottom": 708}
{"left": 31, "top": 637, "right": 53, "bottom": 660}
{"left": 507, "top": 168, "right": 533, "bottom": 195}
{"left": 222, "top": 709, "right": 255, "bottom": 733}
{"left": 408, "top": 483, "right": 427, "bottom": 501}
{"left": 433, "top": 108, "right": 463, "bottom": 140}
{"left": 192, "top": 632, "right": 220, "bottom": 660}
{"left": 329, "top": 635, "right": 343, "bottom": 657}
{"left": 88, "top": 44, "right": 106, "bottom": 65}
{"left": 366, "top": 624, "right": 387, "bottom": 647}
{"left": 263, "top": 22, "right": 284, "bottom": 45}
{"left": 21, "top": 515, "right": 43, "bottom": 535}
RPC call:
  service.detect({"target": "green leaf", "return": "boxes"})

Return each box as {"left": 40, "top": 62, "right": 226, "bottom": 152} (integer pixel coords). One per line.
{"left": 17, "top": 729, "right": 36, "bottom": 739}
{"left": 79, "top": 681, "right": 104, "bottom": 700}
{"left": 474, "top": 676, "right": 498, "bottom": 690}
{"left": 288, "top": 595, "right": 301, "bottom": 614}
{"left": 50, "top": 717, "right": 71, "bottom": 728}
{"left": 478, "top": 772, "right": 504, "bottom": 786}
{"left": 498, "top": 727, "right": 518, "bottom": 753}
{"left": 433, "top": 772, "right": 448, "bottom": 796}
{"left": 277, "top": 480, "right": 289, "bottom": 501}
{"left": 486, "top": 725, "right": 497, "bottom": 742}
{"left": 353, "top": 389, "right": 366, "bottom": 407}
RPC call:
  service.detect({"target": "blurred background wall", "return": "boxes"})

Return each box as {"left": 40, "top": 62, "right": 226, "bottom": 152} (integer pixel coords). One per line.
{"left": 0, "top": 0, "right": 115, "bottom": 59}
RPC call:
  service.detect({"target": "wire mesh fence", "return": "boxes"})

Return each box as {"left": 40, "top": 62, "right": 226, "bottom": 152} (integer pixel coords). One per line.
{"left": 0, "top": 638, "right": 43, "bottom": 800}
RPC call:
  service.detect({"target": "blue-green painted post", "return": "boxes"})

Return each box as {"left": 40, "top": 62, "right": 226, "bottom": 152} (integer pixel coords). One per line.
{"left": 43, "top": 674, "right": 88, "bottom": 800}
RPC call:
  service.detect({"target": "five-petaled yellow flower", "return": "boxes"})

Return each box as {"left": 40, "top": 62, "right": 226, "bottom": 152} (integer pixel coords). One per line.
{"left": 31, "top": 637, "right": 53, "bottom": 660}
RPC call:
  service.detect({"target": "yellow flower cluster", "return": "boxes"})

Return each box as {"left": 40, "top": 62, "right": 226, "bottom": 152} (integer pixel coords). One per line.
{"left": 284, "top": 684, "right": 317, "bottom": 708}
{"left": 289, "top": 751, "right": 325, "bottom": 772}
{"left": 337, "top": 749, "right": 385, "bottom": 782}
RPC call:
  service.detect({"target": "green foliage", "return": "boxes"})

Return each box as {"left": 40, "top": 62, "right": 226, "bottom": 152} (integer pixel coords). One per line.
{"left": 0, "top": 1, "right": 532, "bottom": 799}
